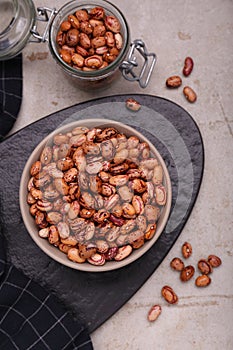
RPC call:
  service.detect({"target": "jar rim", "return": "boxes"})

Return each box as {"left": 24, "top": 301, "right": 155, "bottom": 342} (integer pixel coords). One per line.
{"left": 0, "top": 0, "right": 36, "bottom": 60}
{"left": 48, "top": 0, "right": 130, "bottom": 79}
{"left": 0, "top": 0, "right": 19, "bottom": 36}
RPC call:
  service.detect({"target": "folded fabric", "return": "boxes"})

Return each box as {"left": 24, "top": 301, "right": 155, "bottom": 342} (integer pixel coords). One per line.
{"left": 0, "top": 54, "right": 23, "bottom": 142}
{"left": 0, "top": 231, "right": 93, "bottom": 350}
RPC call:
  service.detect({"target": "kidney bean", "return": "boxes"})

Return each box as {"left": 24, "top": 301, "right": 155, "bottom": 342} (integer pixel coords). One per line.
{"left": 182, "top": 241, "right": 192, "bottom": 258}
{"left": 75, "top": 9, "right": 89, "bottom": 22}
{"left": 114, "top": 245, "right": 133, "bottom": 261}
{"left": 195, "top": 274, "right": 211, "bottom": 287}
{"left": 170, "top": 257, "right": 185, "bottom": 271}
{"left": 183, "top": 57, "right": 194, "bottom": 77}
{"left": 90, "top": 7, "right": 105, "bottom": 20}
{"left": 66, "top": 28, "right": 79, "bottom": 47}
{"left": 68, "top": 248, "right": 86, "bottom": 263}
{"left": 166, "top": 75, "right": 182, "bottom": 88}
{"left": 68, "top": 15, "right": 80, "bottom": 29}
{"left": 148, "top": 305, "right": 162, "bottom": 322}
{"left": 208, "top": 255, "right": 222, "bottom": 268}
{"left": 183, "top": 86, "right": 197, "bottom": 103}
{"left": 105, "top": 15, "right": 121, "bottom": 33}
{"left": 180, "top": 265, "right": 195, "bottom": 282}
{"left": 198, "top": 259, "right": 213, "bottom": 274}
{"left": 125, "top": 98, "right": 141, "bottom": 111}
{"left": 161, "top": 285, "right": 178, "bottom": 304}
{"left": 87, "top": 253, "right": 105, "bottom": 266}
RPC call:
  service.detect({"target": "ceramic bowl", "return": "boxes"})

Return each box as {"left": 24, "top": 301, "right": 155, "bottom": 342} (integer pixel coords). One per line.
{"left": 19, "top": 119, "right": 172, "bottom": 272}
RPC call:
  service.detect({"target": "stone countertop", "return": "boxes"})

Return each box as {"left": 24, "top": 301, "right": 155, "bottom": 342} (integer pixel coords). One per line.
{"left": 9, "top": 0, "right": 233, "bottom": 349}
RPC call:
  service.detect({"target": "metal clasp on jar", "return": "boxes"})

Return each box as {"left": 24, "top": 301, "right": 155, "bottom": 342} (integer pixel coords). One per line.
{"left": 30, "top": 7, "right": 58, "bottom": 42}
{"left": 120, "top": 39, "right": 157, "bottom": 88}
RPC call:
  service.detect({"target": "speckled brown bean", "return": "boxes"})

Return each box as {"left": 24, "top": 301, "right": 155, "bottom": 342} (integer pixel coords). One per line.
{"left": 79, "top": 33, "right": 91, "bottom": 49}
{"left": 155, "top": 185, "right": 167, "bottom": 205}
{"left": 80, "top": 20, "right": 93, "bottom": 35}
{"left": 166, "top": 75, "right": 182, "bottom": 88}
{"left": 114, "top": 245, "right": 133, "bottom": 261}
{"left": 56, "top": 31, "right": 66, "bottom": 46}
{"left": 183, "top": 86, "right": 197, "bottom": 103}
{"left": 40, "top": 146, "right": 52, "bottom": 165}
{"left": 125, "top": 98, "right": 141, "bottom": 111}
{"left": 180, "top": 265, "right": 195, "bottom": 282}
{"left": 85, "top": 54, "right": 103, "bottom": 69}
{"left": 30, "top": 161, "right": 41, "bottom": 176}
{"left": 182, "top": 241, "right": 192, "bottom": 258}
{"left": 72, "top": 53, "right": 84, "bottom": 67}
{"left": 144, "top": 223, "right": 156, "bottom": 240}
{"left": 93, "top": 24, "right": 106, "bottom": 37}
{"left": 60, "top": 49, "right": 72, "bottom": 64}
{"left": 48, "top": 225, "right": 60, "bottom": 245}
{"left": 60, "top": 21, "right": 71, "bottom": 32}
{"left": 183, "top": 57, "right": 194, "bottom": 77}
{"left": 91, "top": 36, "right": 106, "bottom": 48}
{"left": 195, "top": 275, "right": 211, "bottom": 287}
{"left": 76, "top": 45, "right": 89, "bottom": 57}
{"left": 105, "top": 15, "right": 121, "bottom": 33}
{"left": 75, "top": 9, "right": 89, "bottom": 22}
{"left": 78, "top": 243, "right": 97, "bottom": 259}
{"left": 53, "top": 133, "right": 69, "bottom": 145}
{"left": 208, "top": 255, "right": 222, "bottom": 268}
{"left": 147, "top": 304, "right": 162, "bottom": 322}
{"left": 90, "top": 6, "right": 105, "bottom": 20}
{"left": 161, "top": 286, "right": 178, "bottom": 304}
{"left": 68, "top": 248, "right": 86, "bottom": 263}
{"left": 66, "top": 28, "right": 79, "bottom": 46}
{"left": 105, "top": 31, "right": 115, "bottom": 47}
{"left": 170, "top": 257, "right": 185, "bottom": 271}
{"left": 198, "top": 259, "right": 213, "bottom": 274}
{"left": 87, "top": 253, "right": 105, "bottom": 266}
{"left": 68, "top": 15, "right": 80, "bottom": 29}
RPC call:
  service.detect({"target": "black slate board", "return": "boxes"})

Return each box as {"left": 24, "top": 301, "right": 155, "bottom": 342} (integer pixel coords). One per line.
{"left": 0, "top": 94, "right": 204, "bottom": 333}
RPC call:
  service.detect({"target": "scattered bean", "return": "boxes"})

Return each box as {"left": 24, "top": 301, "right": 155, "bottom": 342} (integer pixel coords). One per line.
{"left": 166, "top": 75, "right": 182, "bottom": 88}
{"left": 150, "top": 244, "right": 222, "bottom": 326}
{"left": 208, "top": 255, "right": 222, "bottom": 268}
{"left": 195, "top": 274, "right": 211, "bottom": 287}
{"left": 161, "top": 285, "right": 178, "bottom": 304}
{"left": 170, "top": 257, "right": 185, "bottom": 271}
{"left": 180, "top": 265, "right": 195, "bottom": 282}
{"left": 125, "top": 98, "right": 141, "bottom": 111}
{"left": 147, "top": 304, "right": 162, "bottom": 322}
{"left": 182, "top": 241, "right": 192, "bottom": 259}
{"left": 197, "top": 259, "right": 213, "bottom": 274}
{"left": 183, "top": 86, "right": 197, "bottom": 103}
{"left": 183, "top": 57, "right": 194, "bottom": 77}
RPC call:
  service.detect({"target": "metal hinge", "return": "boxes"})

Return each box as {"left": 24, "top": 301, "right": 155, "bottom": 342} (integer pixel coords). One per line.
{"left": 30, "top": 7, "right": 57, "bottom": 43}
{"left": 120, "top": 39, "right": 157, "bottom": 88}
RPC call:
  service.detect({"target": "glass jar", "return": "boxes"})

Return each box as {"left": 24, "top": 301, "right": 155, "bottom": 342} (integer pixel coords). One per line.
{"left": 49, "top": 0, "right": 131, "bottom": 89}
{"left": 0, "top": 0, "right": 36, "bottom": 60}
{"left": 0, "top": 0, "right": 156, "bottom": 89}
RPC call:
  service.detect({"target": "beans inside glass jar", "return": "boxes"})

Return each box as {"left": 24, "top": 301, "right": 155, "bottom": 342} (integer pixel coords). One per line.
{"left": 56, "top": 6, "right": 124, "bottom": 71}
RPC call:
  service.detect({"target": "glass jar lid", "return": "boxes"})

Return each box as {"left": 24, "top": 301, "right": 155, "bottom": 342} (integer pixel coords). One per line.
{"left": 0, "top": 0, "right": 36, "bottom": 60}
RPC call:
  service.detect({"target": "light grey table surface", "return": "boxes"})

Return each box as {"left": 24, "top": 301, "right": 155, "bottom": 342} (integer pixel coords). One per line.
{"left": 9, "top": 1, "right": 233, "bottom": 349}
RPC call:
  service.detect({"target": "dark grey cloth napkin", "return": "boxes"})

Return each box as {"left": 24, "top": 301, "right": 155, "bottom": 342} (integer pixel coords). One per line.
{"left": 0, "top": 54, "right": 23, "bottom": 141}
{"left": 0, "top": 230, "right": 93, "bottom": 350}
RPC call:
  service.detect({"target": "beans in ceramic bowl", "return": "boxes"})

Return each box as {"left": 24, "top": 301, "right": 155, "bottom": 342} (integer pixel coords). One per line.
{"left": 20, "top": 119, "right": 172, "bottom": 272}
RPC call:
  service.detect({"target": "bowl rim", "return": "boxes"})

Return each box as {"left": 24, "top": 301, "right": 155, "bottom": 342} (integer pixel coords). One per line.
{"left": 19, "top": 119, "right": 172, "bottom": 272}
